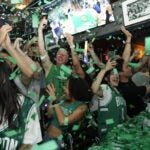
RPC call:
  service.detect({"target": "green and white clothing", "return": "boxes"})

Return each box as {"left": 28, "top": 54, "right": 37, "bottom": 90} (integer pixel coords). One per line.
{"left": 46, "top": 64, "right": 70, "bottom": 98}
{"left": 50, "top": 100, "right": 84, "bottom": 136}
{"left": 0, "top": 94, "right": 42, "bottom": 150}
{"left": 90, "top": 84, "right": 127, "bottom": 140}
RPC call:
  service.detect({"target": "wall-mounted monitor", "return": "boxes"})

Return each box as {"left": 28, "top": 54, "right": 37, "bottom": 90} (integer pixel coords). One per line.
{"left": 46, "top": 0, "right": 115, "bottom": 43}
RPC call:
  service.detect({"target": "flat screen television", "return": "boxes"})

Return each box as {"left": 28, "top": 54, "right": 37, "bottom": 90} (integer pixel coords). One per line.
{"left": 45, "top": 0, "right": 115, "bottom": 44}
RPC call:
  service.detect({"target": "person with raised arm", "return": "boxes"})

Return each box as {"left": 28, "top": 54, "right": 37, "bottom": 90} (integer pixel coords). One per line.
{"left": 0, "top": 25, "right": 37, "bottom": 78}
{"left": 46, "top": 75, "right": 92, "bottom": 149}
{"left": 91, "top": 59, "right": 127, "bottom": 141}
{"left": 38, "top": 17, "right": 85, "bottom": 98}
{"left": 116, "top": 26, "right": 150, "bottom": 117}
{"left": 87, "top": 42, "right": 105, "bottom": 69}
{"left": 0, "top": 23, "right": 42, "bottom": 150}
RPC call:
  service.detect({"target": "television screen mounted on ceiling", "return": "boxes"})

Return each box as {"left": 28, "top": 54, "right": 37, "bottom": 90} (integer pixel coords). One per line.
{"left": 46, "top": 0, "right": 115, "bottom": 42}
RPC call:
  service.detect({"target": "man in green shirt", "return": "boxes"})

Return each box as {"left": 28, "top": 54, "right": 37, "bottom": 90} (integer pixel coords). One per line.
{"left": 38, "top": 18, "right": 85, "bottom": 98}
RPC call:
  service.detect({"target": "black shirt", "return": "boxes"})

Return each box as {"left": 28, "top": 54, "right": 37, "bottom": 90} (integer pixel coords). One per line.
{"left": 118, "top": 80, "right": 146, "bottom": 117}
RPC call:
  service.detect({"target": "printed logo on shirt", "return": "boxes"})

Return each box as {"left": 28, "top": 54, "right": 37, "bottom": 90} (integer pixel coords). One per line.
{"left": 115, "top": 97, "right": 126, "bottom": 107}
{"left": 0, "top": 137, "right": 18, "bottom": 150}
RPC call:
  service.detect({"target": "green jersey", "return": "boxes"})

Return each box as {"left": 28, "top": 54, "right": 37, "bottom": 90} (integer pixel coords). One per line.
{"left": 50, "top": 100, "right": 84, "bottom": 133}
{"left": 46, "top": 64, "right": 70, "bottom": 98}
{"left": 0, "top": 95, "right": 42, "bottom": 150}
{"left": 91, "top": 84, "right": 127, "bottom": 140}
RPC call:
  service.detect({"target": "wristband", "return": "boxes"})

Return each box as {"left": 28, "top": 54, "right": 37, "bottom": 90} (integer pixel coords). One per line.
{"left": 125, "top": 41, "right": 131, "bottom": 44}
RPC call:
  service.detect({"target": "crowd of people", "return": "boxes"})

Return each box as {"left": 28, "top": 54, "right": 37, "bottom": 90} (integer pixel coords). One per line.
{"left": 0, "top": 12, "right": 150, "bottom": 150}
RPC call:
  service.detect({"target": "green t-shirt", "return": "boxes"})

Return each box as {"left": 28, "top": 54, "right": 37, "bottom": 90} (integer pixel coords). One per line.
{"left": 46, "top": 64, "right": 70, "bottom": 98}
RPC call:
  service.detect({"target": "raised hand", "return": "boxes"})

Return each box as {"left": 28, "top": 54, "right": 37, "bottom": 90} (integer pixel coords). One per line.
{"left": 0, "top": 24, "right": 12, "bottom": 45}
{"left": 105, "top": 59, "right": 116, "bottom": 71}
{"left": 120, "top": 26, "right": 132, "bottom": 39}
{"left": 64, "top": 33, "right": 74, "bottom": 47}
{"left": 39, "top": 17, "right": 48, "bottom": 30}
{"left": 46, "top": 84, "right": 56, "bottom": 100}
{"left": 13, "top": 38, "right": 23, "bottom": 50}
{"left": 87, "top": 43, "right": 94, "bottom": 52}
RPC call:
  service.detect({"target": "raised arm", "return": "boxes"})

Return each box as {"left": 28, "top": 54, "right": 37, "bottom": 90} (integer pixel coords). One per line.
{"left": 0, "top": 25, "right": 36, "bottom": 78}
{"left": 121, "top": 26, "right": 132, "bottom": 63}
{"left": 46, "top": 83, "right": 88, "bottom": 125}
{"left": 38, "top": 17, "right": 52, "bottom": 77}
{"left": 65, "top": 33, "right": 85, "bottom": 78}
{"left": 91, "top": 60, "right": 116, "bottom": 94}
{"left": 54, "top": 104, "right": 87, "bottom": 126}
{"left": 0, "top": 24, "right": 12, "bottom": 45}
{"left": 23, "top": 36, "right": 37, "bottom": 52}
{"left": 87, "top": 42, "right": 104, "bottom": 69}
{"left": 14, "top": 38, "right": 38, "bottom": 67}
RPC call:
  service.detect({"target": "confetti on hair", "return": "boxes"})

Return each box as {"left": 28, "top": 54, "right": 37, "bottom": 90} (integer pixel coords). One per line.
{"left": 113, "top": 68, "right": 118, "bottom": 75}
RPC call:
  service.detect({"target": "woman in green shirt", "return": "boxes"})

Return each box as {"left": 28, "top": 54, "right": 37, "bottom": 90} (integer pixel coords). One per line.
{"left": 91, "top": 60, "right": 127, "bottom": 141}
{"left": 46, "top": 75, "right": 93, "bottom": 149}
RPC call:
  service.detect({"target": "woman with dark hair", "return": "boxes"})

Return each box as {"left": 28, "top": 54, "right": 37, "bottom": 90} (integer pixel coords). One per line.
{"left": 91, "top": 60, "right": 127, "bottom": 141}
{"left": 0, "top": 62, "right": 42, "bottom": 150}
{"left": 0, "top": 25, "right": 42, "bottom": 150}
{"left": 46, "top": 75, "right": 93, "bottom": 149}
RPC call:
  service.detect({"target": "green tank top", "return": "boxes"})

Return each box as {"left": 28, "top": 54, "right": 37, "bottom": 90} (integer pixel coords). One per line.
{"left": 46, "top": 65, "right": 70, "bottom": 98}
{"left": 50, "top": 100, "right": 84, "bottom": 133}
{"left": 97, "top": 84, "right": 127, "bottom": 140}
{"left": 0, "top": 95, "right": 35, "bottom": 150}
{"left": 71, "top": 9, "right": 97, "bottom": 33}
